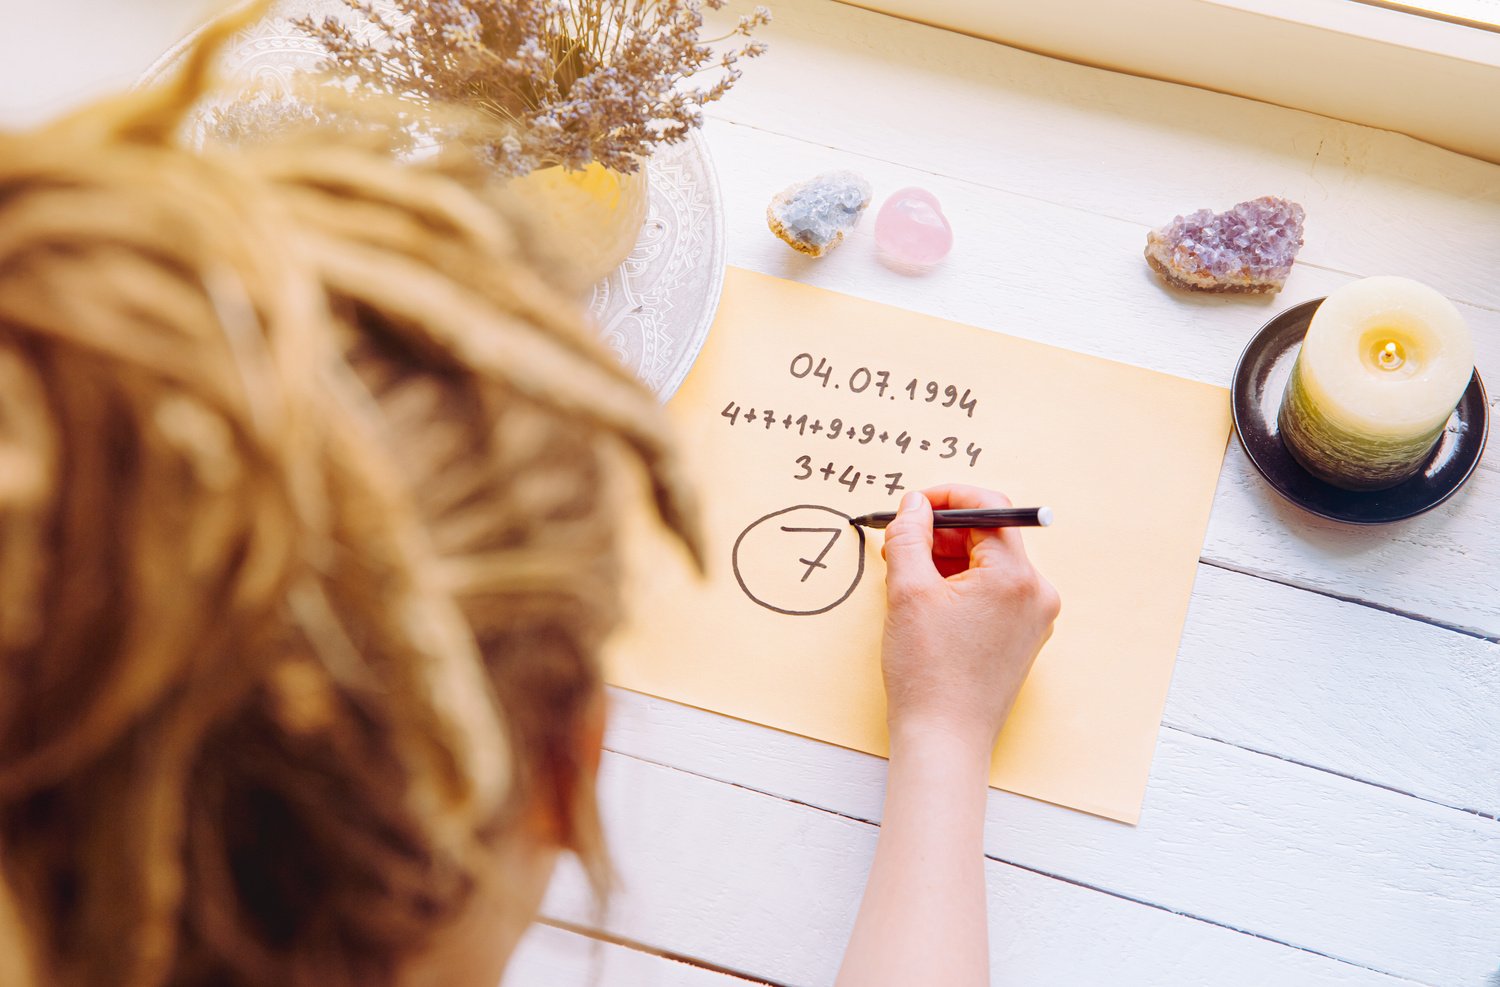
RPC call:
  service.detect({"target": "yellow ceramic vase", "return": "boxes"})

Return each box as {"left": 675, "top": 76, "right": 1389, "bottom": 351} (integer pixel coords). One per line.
{"left": 508, "top": 161, "right": 649, "bottom": 293}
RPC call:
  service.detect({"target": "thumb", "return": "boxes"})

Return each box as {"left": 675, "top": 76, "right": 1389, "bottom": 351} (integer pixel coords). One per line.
{"left": 881, "top": 491, "right": 938, "bottom": 596}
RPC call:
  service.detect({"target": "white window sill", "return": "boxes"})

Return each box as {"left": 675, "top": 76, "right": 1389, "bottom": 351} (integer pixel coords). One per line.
{"left": 1211, "top": 0, "right": 1500, "bottom": 66}
{"left": 840, "top": 0, "right": 1500, "bottom": 163}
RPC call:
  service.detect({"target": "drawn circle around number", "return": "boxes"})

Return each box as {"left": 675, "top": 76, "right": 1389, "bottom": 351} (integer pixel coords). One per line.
{"left": 731, "top": 505, "right": 866, "bottom": 616}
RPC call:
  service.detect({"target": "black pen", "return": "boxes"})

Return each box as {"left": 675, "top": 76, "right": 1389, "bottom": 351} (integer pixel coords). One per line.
{"left": 849, "top": 507, "right": 1054, "bottom": 529}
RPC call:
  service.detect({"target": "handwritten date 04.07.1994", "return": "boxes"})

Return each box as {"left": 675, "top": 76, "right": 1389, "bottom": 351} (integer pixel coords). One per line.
{"left": 788, "top": 353, "right": 977, "bottom": 419}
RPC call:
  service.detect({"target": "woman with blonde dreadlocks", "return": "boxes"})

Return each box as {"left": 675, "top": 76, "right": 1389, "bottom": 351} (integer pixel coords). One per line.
{"left": 0, "top": 11, "right": 1058, "bottom": 987}
{"left": 0, "top": 11, "right": 702, "bottom": 984}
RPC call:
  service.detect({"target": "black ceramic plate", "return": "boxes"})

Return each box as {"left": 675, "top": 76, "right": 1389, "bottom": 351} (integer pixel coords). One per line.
{"left": 1231, "top": 297, "right": 1490, "bottom": 524}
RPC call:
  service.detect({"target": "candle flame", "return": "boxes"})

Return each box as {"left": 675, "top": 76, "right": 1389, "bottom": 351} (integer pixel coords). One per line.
{"left": 1376, "top": 340, "right": 1405, "bottom": 371}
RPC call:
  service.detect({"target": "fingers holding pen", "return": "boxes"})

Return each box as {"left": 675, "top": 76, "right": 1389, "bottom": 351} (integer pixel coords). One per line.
{"left": 919, "top": 483, "right": 1030, "bottom": 572}
{"left": 880, "top": 489, "right": 941, "bottom": 597}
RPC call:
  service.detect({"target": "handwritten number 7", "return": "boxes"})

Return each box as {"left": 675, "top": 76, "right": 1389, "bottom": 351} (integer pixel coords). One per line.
{"left": 781, "top": 526, "right": 842, "bottom": 583}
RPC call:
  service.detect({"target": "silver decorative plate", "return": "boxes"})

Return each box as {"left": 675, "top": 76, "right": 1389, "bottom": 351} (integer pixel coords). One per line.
{"left": 138, "top": 0, "right": 725, "bottom": 400}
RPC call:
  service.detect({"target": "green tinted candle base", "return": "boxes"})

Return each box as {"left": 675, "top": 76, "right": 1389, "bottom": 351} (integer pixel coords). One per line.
{"left": 1277, "top": 354, "right": 1444, "bottom": 491}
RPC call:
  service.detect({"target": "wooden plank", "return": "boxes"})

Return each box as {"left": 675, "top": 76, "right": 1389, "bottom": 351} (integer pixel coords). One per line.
{"left": 596, "top": 692, "right": 1500, "bottom": 985}
{"left": 504, "top": 922, "right": 763, "bottom": 987}
{"left": 1203, "top": 450, "right": 1500, "bottom": 641}
{"left": 1171, "top": 565, "right": 1500, "bottom": 818}
{"left": 706, "top": 115, "right": 1500, "bottom": 640}
{"left": 706, "top": 118, "right": 1363, "bottom": 389}
{"left": 708, "top": 0, "right": 1500, "bottom": 312}
{"left": 707, "top": 117, "right": 1500, "bottom": 394}
{"left": 543, "top": 750, "right": 1425, "bottom": 987}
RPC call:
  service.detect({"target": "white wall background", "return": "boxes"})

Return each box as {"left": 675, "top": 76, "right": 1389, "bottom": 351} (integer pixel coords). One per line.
{"left": 0, "top": 0, "right": 225, "bottom": 126}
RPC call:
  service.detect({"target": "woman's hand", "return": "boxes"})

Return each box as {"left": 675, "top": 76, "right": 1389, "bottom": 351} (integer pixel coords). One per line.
{"left": 835, "top": 484, "right": 1060, "bottom": 987}
{"left": 879, "top": 484, "right": 1061, "bottom": 755}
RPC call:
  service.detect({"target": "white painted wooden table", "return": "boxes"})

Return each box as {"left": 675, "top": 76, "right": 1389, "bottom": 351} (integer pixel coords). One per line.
{"left": 507, "top": 5, "right": 1500, "bottom": 984}
{"left": 10, "top": 2, "right": 1499, "bottom": 984}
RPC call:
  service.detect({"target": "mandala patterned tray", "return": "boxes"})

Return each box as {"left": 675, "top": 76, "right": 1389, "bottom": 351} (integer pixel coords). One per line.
{"left": 139, "top": 0, "right": 726, "bottom": 399}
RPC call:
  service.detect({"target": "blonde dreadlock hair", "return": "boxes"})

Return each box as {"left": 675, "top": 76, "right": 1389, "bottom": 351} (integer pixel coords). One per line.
{"left": 0, "top": 7, "right": 701, "bottom": 986}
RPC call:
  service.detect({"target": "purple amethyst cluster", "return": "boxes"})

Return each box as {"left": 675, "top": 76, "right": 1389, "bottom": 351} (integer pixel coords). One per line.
{"left": 1145, "top": 196, "right": 1305, "bottom": 294}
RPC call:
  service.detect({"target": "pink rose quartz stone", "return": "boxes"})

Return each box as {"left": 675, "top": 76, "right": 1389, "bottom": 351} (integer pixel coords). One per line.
{"left": 875, "top": 187, "right": 953, "bottom": 267}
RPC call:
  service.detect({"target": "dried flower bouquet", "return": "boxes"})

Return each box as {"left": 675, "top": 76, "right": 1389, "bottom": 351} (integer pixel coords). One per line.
{"left": 298, "top": 0, "right": 771, "bottom": 176}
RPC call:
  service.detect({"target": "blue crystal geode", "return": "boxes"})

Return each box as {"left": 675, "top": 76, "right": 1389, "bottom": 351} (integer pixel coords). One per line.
{"left": 766, "top": 171, "right": 873, "bottom": 257}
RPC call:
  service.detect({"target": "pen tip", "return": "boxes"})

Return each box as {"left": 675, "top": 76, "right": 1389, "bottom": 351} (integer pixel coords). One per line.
{"left": 1037, "top": 507, "right": 1054, "bottom": 526}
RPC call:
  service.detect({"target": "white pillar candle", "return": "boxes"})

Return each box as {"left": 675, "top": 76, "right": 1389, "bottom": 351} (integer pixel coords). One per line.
{"left": 1278, "top": 276, "right": 1474, "bottom": 491}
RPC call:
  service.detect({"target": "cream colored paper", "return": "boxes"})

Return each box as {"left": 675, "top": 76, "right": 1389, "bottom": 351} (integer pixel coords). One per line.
{"left": 608, "top": 268, "right": 1230, "bottom": 823}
